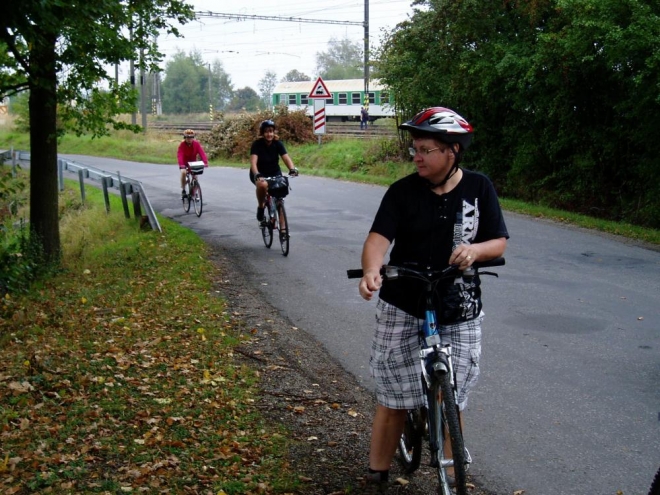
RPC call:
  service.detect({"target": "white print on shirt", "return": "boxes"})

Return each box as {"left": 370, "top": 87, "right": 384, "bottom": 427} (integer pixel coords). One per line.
{"left": 454, "top": 198, "right": 481, "bottom": 320}
{"left": 461, "top": 198, "right": 479, "bottom": 244}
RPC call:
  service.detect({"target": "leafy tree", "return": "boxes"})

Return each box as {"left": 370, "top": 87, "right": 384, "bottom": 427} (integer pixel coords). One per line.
{"left": 211, "top": 60, "right": 233, "bottom": 111}
{"left": 315, "top": 36, "right": 363, "bottom": 80}
{"left": 282, "top": 70, "right": 311, "bottom": 82}
{"left": 227, "top": 87, "right": 262, "bottom": 112}
{"left": 376, "top": 0, "right": 660, "bottom": 228}
{"left": 161, "top": 50, "right": 233, "bottom": 113}
{"left": 0, "top": 1, "right": 194, "bottom": 263}
{"left": 258, "top": 70, "right": 278, "bottom": 109}
{"left": 162, "top": 49, "right": 208, "bottom": 113}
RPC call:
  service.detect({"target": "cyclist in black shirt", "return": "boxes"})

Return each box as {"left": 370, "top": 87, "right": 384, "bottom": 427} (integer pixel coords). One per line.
{"left": 249, "top": 120, "right": 298, "bottom": 222}
{"left": 356, "top": 107, "right": 509, "bottom": 492}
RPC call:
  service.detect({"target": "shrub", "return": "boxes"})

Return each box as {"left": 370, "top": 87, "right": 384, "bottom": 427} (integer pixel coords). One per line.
{"left": 204, "top": 106, "right": 317, "bottom": 161}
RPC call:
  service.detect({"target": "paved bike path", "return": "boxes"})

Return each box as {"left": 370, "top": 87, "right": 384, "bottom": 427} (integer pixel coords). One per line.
{"left": 62, "top": 156, "right": 660, "bottom": 495}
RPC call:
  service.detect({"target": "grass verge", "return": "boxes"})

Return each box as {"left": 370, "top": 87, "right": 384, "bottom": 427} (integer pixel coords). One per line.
{"left": 0, "top": 186, "right": 300, "bottom": 494}
{"left": 2, "top": 123, "right": 657, "bottom": 246}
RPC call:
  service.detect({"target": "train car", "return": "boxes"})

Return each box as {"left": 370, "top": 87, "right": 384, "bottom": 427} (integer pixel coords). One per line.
{"left": 271, "top": 78, "right": 394, "bottom": 122}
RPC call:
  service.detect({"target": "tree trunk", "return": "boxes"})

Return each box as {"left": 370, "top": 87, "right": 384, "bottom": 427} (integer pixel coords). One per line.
{"left": 28, "top": 31, "right": 61, "bottom": 264}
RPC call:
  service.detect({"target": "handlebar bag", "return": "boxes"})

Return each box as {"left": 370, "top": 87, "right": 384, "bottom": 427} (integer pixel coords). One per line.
{"left": 268, "top": 176, "right": 289, "bottom": 198}
{"left": 189, "top": 163, "right": 205, "bottom": 175}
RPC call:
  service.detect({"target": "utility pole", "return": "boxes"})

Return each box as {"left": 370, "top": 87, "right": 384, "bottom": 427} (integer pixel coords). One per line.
{"left": 140, "top": 47, "right": 147, "bottom": 132}
{"left": 208, "top": 63, "right": 213, "bottom": 121}
{"left": 364, "top": 0, "right": 369, "bottom": 98}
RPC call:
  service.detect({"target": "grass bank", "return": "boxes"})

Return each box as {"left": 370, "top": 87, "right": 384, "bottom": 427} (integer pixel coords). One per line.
{"left": 2, "top": 124, "right": 657, "bottom": 246}
{"left": 0, "top": 186, "right": 299, "bottom": 494}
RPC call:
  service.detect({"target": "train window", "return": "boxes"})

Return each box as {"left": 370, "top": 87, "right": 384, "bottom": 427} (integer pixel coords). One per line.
{"left": 380, "top": 92, "right": 390, "bottom": 104}
{"left": 338, "top": 93, "right": 348, "bottom": 105}
{"left": 301, "top": 95, "right": 308, "bottom": 105}
{"left": 326, "top": 96, "right": 333, "bottom": 105}
{"left": 288, "top": 94, "right": 297, "bottom": 105}
{"left": 352, "top": 93, "right": 361, "bottom": 105}
{"left": 368, "top": 92, "right": 375, "bottom": 104}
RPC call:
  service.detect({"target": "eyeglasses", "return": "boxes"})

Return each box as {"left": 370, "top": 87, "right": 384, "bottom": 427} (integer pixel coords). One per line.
{"left": 184, "top": 135, "right": 194, "bottom": 139}
{"left": 408, "top": 146, "right": 446, "bottom": 157}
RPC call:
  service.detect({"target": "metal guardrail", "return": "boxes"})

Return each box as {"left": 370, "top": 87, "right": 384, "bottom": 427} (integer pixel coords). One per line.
{"left": 58, "top": 157, "right": 162, "bottom": 232}
{"left": 2, "top": 148, "right": 161, "bottom": 232}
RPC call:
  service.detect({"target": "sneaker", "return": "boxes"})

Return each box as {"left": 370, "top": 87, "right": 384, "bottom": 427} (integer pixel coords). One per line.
{"left": 361, "top": 472, "right": 388, "bottom": 494}
{"left": 256, "top": 207, "right": 265, "bottom": 222}
{"left": 181, "top": 189, "right": 187, "bottom": 199}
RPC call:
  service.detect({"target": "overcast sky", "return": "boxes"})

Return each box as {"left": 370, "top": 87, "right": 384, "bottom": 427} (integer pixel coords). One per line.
{"left": 152, "top": 0, "right": 416, "bottom": 90}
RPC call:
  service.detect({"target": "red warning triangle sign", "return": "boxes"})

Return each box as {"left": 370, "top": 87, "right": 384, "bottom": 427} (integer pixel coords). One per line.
{"left": 308, "top": 77, "right": 332, "bottom": 99}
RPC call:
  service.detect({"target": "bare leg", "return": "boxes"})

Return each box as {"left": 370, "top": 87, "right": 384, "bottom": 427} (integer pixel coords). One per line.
{"left": 369, "top": 405, "right": 407, "bottom": 471}
{"left": 256, "top": 180, "right": 268, "bottom": 208}
{"left": 180, "top": 169, "right": 187, "bottom": 190}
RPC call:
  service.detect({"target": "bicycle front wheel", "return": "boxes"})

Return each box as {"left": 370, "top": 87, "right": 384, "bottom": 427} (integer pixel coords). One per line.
{"left": 276, "top": 201, "right": 289, "bottom": 256}
{"left": 261, "top": 203, "right": 273, "bottom": 248}
{"left": 192, "top": 182, "right": 202, "bottom": 217}
{"left": 398, "top": 408, "right": 424, "bottom": 473}
{"left": 431, "top": 372, "right": 467, "bottom": 495}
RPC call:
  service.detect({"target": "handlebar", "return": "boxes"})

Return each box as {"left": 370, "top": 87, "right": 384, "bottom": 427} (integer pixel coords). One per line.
{"left": 258, "top": 175, "right": 298, "bottom": 181}
{"left": 346, "top": 257, "right": 505, "bottom": 280}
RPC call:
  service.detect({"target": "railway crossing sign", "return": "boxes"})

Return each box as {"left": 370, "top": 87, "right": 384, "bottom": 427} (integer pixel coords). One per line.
{"left": 313, "top": 99, "right": 326, "bottom": 135}
{"left": 308, "top": 77, "right": 331, "bottom": 99}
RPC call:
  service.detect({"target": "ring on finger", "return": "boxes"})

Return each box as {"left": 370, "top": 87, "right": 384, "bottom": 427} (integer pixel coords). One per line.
{"left": 466, "top": 255, "right": 472, "bottom": 261}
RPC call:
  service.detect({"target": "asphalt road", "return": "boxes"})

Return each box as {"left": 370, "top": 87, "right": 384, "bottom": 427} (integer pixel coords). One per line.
{"left": 62, "top": 156, "right": 660, "bottom": 495}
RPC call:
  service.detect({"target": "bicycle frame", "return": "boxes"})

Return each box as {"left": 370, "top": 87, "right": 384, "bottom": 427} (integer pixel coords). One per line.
{"left": 182, "top": 162, "right": 203, "bottom": 217}
{"left": 259, "top": 175, "right": 293, "bottom": 256}
{"left": 347, "top": 258, "right": 504, "bottom": 495}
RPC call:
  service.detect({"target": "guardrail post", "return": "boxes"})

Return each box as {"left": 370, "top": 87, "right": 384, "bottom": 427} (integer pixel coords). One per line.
{"left": 11, "top": 147, "right": 17, "bottom": 177}
{"left": 78, "top": 169, "right": 86, "bottom": 204}
{"left": 101, "top": 176, "right": 111, "bottom": 213}
{"left": 118, "top": 173, "right": 131, "bottom": 219}
{"left": 58, "top": 159, "right": 64, "bottom": 191}
{"left": 132, "top": 191, "right": 142, "bottom": 219}
{"left": 135, "top": 184, "right": 161, "bottom": 232}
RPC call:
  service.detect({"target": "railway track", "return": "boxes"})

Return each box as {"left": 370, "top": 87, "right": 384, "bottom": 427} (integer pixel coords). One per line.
{"left": 149, "top": 122, "right": 396, "bottom": 139}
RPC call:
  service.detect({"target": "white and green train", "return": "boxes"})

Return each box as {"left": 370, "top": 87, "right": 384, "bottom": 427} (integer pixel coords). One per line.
{"left": 271, "top": 78, "right": 394, "bottom": 122}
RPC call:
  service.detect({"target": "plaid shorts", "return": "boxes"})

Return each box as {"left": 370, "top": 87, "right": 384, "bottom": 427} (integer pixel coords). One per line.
{"left": 370, "top": 299, "right": 484, "bottom": 411}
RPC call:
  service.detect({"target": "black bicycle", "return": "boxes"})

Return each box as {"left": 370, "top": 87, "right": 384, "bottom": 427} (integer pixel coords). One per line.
{"left": 259, "top": 175, "right": 293, "bottom": 256}
{"left": 348, "top": 258, "right": 505, "bottom": 495}
{"left": 182, "top": 161, "right": 204, "bottom": 217}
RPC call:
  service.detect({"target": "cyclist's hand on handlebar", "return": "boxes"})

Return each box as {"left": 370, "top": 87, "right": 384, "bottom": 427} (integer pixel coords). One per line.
{"left": 359, "top": 270, "right": 382, "bottom": 301}
{"left": 254, "top": 173, "right": 264, "bottom": 182}
{"left": 449, "top": 244, "right": 476, "bottom": 270}
{"left": 288, "top": 167, "right": 299, "bottom": 177}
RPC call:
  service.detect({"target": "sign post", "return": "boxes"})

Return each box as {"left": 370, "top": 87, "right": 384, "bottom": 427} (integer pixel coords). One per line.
{"left": 308, "top": 77, "right": 332, "bottom": 145}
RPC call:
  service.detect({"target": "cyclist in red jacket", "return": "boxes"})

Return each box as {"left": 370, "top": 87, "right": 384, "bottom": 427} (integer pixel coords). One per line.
{"left": 177, "top": 129, "right": 208, "bottom": 198}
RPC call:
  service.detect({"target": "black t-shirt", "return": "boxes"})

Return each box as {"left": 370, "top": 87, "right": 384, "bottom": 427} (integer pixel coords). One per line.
{"left": 370, "top": 169, "right": 509, "bottom": 322}
{"left": 250, "top": 138, "right": 288, "bottom": 177}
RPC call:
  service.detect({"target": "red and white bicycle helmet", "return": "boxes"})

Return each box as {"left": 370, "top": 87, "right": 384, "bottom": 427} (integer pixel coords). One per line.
{"left": 399, "top": 107, "right": 473, "bottom": 150}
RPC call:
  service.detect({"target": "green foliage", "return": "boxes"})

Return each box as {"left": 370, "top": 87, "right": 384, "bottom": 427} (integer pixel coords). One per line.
{"left": 7, "top": 92, "right": 29, "bottom": 132}
{"left": 0, "top": 168, "right": 45, "bottom": 296}
{"left": 227, "top": 87, "right": 262, "bottom": 112}
{"left": 161, "top": 49, "right": 234, "bottom": 113}
{"left": 204, "top": 107, "right": 317, "bottom": 161}
{"left": 316, "top": 36, "right": 364, "bottom": 80}
{"left": 376, "top": 0, "right": 660, "bottom": 228}
{"left": 258, "top": 70, "right": 278, "bottom": 109}
{"left": 281, "top": 70, "right": 311, "bottom": 82}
